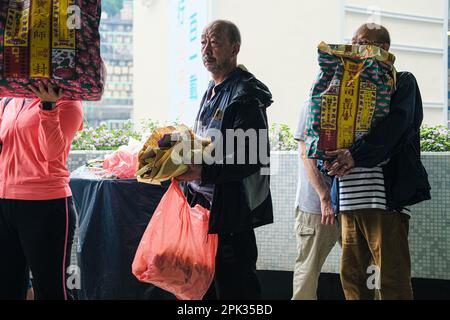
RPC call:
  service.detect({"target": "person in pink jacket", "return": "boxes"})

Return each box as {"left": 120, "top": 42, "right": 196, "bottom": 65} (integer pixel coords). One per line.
{"left": 0, "top": 83, "right": 83, "bottom": 300}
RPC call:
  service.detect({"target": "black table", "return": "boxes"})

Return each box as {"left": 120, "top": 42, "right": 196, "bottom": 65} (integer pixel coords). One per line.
{"left": 69, "top": 178, "right": 175, "bottom": 300}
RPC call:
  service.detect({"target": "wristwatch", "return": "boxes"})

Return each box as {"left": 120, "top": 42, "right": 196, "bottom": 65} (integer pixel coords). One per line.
{"left": 41, "top": 101, "right": 57, "bottom": 110}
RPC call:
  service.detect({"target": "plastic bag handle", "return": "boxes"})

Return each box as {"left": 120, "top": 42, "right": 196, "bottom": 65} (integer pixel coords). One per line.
{"left": 170, "top": 179, "right": 193, "bottom": 229}
{"left": 170, "top": 179, "right": 213, "bottom": 244}
{"left": 170, "top": 178, "right": 185, "bottom": 197}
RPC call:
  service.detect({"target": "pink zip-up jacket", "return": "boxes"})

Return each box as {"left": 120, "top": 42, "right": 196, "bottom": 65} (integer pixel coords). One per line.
{"left": 0, "top": 98, "right": 83, "bottom": 200}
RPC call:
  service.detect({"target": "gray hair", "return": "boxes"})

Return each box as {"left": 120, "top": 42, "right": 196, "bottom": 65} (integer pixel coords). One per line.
{"left": 354, "top": 23, "right": 391, "bottom": 45}
{"left": 204, "top": 20, "right": 241, "bottom": 45}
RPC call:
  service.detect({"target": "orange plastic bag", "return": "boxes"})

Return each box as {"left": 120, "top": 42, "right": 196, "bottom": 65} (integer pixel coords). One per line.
{"left": 102, "top": 138, "right": 142, "bottom": 179}
{"left": 132, "top": 180, "right": 218, "bottom": 300}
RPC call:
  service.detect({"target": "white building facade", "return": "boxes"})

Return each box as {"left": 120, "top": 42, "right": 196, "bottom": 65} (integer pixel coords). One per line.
{"left": 133, "top": 0, "right": 449, "bottom": 129}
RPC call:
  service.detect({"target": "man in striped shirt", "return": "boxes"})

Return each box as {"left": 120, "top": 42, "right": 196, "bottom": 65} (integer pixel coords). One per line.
{"left": 325, "top": 24, "right": 430, "bottom": 300}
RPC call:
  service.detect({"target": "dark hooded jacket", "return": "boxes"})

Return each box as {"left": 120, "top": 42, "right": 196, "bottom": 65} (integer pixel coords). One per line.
{"left": 191, "top": 67, "right": 274, "bottom": 234}
{"left": 348, "top": 72, "right": 431, "bottom": 210}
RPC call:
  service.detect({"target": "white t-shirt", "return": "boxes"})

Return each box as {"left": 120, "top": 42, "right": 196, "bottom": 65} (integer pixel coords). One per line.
{"left": 294, "top": 106, "right": 331, "bottom": 214}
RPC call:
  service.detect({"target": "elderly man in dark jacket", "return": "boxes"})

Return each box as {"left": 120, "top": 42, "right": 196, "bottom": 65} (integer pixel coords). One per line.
{"left": 176, "top": 20, "right": 273, "bottom": 300}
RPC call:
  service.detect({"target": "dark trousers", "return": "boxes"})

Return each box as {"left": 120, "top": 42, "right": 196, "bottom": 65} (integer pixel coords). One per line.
{"left": 187, "top": 190, "right": 261, "bottom": 300}
{"left": 0, "top": 197, "right": 76, "bottom": 300}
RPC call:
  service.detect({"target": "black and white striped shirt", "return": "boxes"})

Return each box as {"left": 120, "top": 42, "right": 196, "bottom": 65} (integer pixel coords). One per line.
{"left": 339, "top": 167, "right": 410, "bottom": 214}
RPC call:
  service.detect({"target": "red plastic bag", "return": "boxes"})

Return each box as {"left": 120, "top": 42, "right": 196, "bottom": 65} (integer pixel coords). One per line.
{"left": 132, "top": 180, "right": 218, "bottom": 300}
{"left": 102, "top": 138, "right": 141, "bottom": 179}
{"left": 102, "top": 150, "right": 137, "bottom": 179}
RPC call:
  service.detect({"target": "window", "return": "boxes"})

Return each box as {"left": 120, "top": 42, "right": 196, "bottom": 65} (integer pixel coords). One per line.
{"left": 83, "top": 0, "right": 134, "bottom": 128}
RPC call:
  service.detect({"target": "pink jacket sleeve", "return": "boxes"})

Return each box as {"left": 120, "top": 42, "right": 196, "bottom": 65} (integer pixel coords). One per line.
{"left": 38, "top": 100, "right": 83, "bottom": 161}
{"left": 0, "top": 99, "right": 4, "bottom": 145}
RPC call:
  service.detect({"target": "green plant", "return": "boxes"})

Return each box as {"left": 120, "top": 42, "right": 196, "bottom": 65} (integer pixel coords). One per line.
{"left": 71, "top": 118, "right": 184, "bottom": 151}
{"left": 269, "top": 123, "right": 297, "bottom": 151}
{"left": 267, "top": 124, "right": 450, "bottom": 152}
{"left": 72, "top": 120, "right": 153, "bottom": 151}
{"left": 420, "top": 125, "right": 450, "bottom": 152}
{"left": 72, "top": 122, "right": 450, "bottom": 153}
{"left": 72, "top": 120, "right": 300, "bottom": 151}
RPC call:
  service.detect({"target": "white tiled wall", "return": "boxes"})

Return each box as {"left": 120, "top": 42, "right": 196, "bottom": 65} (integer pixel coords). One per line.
{"left": 67, "top": 151, "right": 450, "bottom": 280}
{"left": 256, "top": 152, "right": 450, "bottom": 280}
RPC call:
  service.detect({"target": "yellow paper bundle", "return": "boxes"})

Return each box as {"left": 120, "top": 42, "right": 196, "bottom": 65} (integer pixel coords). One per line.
{"left": 136, "top": 125, "right": 210, "bottom": 185}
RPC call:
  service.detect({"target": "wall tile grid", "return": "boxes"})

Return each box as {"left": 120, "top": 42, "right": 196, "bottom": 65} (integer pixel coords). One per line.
{"left": 67, "top": 151, "right": 450, "bottom": 280}
{"left": 67, "top": 150, "right": 112, "bottom": 172}
{"left": 68, "top": 151, "right": 112, "bottom": 266}
{"left": 255, "top": 152, "right": 450, "bottom": 280}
